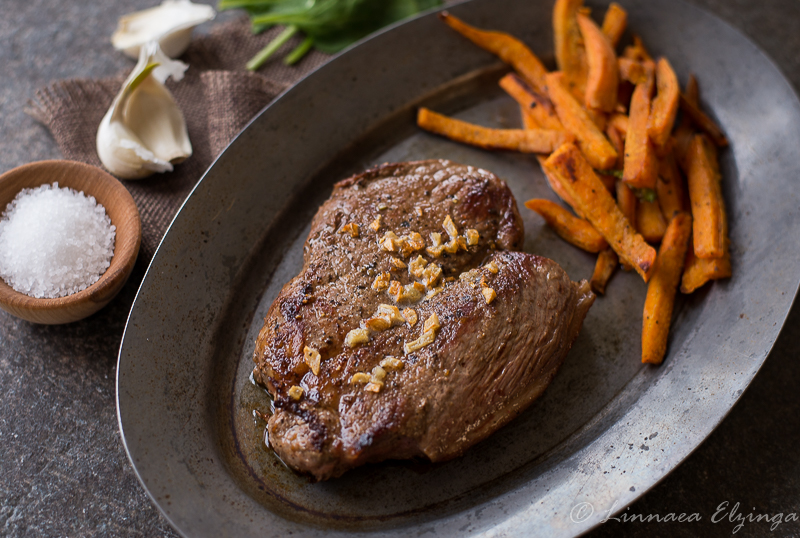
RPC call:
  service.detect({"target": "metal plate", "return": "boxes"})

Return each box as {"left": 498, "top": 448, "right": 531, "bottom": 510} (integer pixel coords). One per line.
{"left": 117, "top": 0, "right": 800, "bottom": 536}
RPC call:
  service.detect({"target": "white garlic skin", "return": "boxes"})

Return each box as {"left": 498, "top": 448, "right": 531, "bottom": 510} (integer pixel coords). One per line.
{"left": 97, "top": 42, "right": 192, "bottom": 180}
{"left": 112, "top": 0, "right": 215, "bottom": 59}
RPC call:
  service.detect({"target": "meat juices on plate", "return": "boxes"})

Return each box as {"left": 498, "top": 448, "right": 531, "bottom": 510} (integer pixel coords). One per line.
{"left": 253, "top": 160, "right": 595, "bottom": 480}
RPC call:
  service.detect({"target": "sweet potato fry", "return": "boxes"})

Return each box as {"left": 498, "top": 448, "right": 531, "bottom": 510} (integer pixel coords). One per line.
{"left": 608, "top": 113, "right": 629, "bottom": 139}
{"left": 587, "top": 108, "right": 609, "bottom": 132}
{"left": 616, "top": 180, "right": 637, "bottom": 227}
{"left": 590, "top": 247, "right": 618, "bottom": 295}
{"left": 597, "top": 173, "right": 617, "bottom": 192}
{"left": 605, "top": 123, "right": 625, "bottom": 167}
{"left": 616, "top": 179, "right": 637, "bottom": 272}
{"left": 520, "top": 102, "right": 538, "bottom": 130}
{"left": 681, "top": 241, "right": 731, "bottom": 293}
{"left": 623, "top": 35, "right": 652, "bottom": 62}
{"left": 525, "top": 198, "right": 608, "bottom": 253}
{"left": 657, "top": 153, "right": 688, "bottom": 221}
{"left": 540, "top": 158, "right": 583, "bottom": 214}
{"left": 673, "top": 75, "right": 699, "bottom": 168}
{"left": 544, "top": 143, "right": 656, "bottom": 281}
{"left": 553, "top": 0, "right": 588, "bottom": 98}
{"left": 541, "top": 160, "right": 583, "bottom": 215}
{"left": 601, "top": 2, "right": 627, "bottom": 49}
{"left": 618, "top": 58, "right": 647, "bottom": 85}
{"left": 500, "top": 73, "right": 565, "bottom": 131}
{"left": 417, "top": 108, "right": 572, "bottom": 153}
{"left": 607, "top": 122, "right": 638, "bottom": 235}
{"left": 622, "top": 61, "right": 658, "bottom": 189}
{"left": 642, "top": 212, "right": 692, "bottom": 364}
{"left": 546, "top": 72, "right": 618, "bottom": 170}
{"left": 686, "top": 134, "right": 725, "bottom": 258}
{"left": 577, "top": 13, "right": 619, "bottom": 113}
{"left": 679, "top": 92, "right": 729, "bottom": 147}
{"left": 598, "top": 125, "right": 623, "bottom": 192}
{"left": 520, "top": 104, "right": 584, "bottom": 215}
{"left": 605, "top": 126, "right": 636, "bottom": 265}
{"left": 684, "top": 74, "right": 699, "bottom": 106}
{"left": 647, "top": 58, "right": 680, "bottom": 153}
{"left": 637, "top": 199, "right": 667, "bottom": 243}
{"left": 439, "top": 12, "right": 548, "bottom": 93}
{"left": 616, "top": 81, "right": 634, "bottom": 114}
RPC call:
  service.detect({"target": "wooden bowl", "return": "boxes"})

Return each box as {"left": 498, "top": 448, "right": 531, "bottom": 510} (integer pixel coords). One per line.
{"left": 0, "top": 160, "right": 141, "bottom": 324}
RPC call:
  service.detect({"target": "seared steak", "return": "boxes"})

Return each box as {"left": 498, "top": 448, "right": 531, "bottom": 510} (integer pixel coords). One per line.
{"left": 253, "top": 160, "right": 594, "bottom": 480}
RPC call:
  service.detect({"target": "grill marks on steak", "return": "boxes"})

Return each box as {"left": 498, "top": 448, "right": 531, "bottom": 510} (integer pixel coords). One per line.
{"left": 253, "top": 160, "right": 594, "bottom": 480}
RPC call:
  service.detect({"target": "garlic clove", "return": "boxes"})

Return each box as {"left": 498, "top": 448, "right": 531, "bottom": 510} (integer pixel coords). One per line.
{"left": 112, "top": 0, "right": 215, "bottom": 59}
{"left": 97, "top": 42, "right": 192, "bottom": 180}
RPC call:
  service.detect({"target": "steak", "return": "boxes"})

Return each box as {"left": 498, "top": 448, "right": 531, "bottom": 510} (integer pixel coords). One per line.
{"left": 253, "top": 160, "right": 594, "bottom": 480}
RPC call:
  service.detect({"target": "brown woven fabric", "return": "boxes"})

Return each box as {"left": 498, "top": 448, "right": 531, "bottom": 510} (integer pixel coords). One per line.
{"left": 28, "top": 18, "right": 331, "bottom": 261}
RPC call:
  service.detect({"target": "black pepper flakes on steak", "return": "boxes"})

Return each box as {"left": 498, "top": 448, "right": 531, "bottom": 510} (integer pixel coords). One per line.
{"left": 253, "top": 159, "right": 594, "bottom": 480}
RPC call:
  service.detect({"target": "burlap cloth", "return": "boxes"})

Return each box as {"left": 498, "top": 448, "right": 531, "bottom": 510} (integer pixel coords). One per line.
{"left": 28, "top": 18, "right": 331, "bottom": 261}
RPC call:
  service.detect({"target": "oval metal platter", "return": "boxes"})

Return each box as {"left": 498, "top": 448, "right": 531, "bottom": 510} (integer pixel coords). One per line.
{"left": 117, "top": 0, "right": 800, "bottom": 536}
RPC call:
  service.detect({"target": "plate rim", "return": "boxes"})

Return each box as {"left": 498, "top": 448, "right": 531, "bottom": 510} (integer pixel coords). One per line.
{"left": 117, "top": 0, "right": 800, "bottom": 535}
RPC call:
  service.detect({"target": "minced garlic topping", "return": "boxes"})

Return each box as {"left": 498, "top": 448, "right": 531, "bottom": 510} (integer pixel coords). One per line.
{"left": 380, "top": 357, "right": 404, "bottom": 371}
{"left": 365, "top": 304, "right": 404, "bottom": 332}
{"left": 481, "top": 287, "right": 497, "bottom": 304}
{"left": 303, "top": 346, "right": 321, "bottom": 376}
{"left": 345, "top": 328, "right": 370, "bottom": 347}
{"left": 423, "top": 312, "right": 440, "bottom": 333}
{"left": 408, "top": 255, "right": 427, "bottom": 279}
{"left": 426, "top": 232, "right": 444, "bottom": 257}
{"left": 379, "top": 231, "right": 400, "bottom": 252}
{"left": 421, "top": 263, "right": 442, "bottom": 288}
{"left": 352, "top": 359, "right": 403, "bottom": 394}
{"left": 404, "top": 313, "right": 441, "bottom": 354}
{"left": 379, "top": 230, "right": 425, "bottom": 258}
{"left": 443, "top": 237, "right": 462, "bottom": 254}
{"left": 338, "top": 222, "right": 359, "bottom": 238}
{"left": 376, "top": 304, "right": 405, "bottom": 324}
{"left": 371, "top": 365, "right": 387, "bottom": 383}
{"left": 404, "top": 328, "right": 437, "bottom": 354}
{"left": 365, "top": 316, "right": 392, "bottom": 332}
{"left": 362, "top": 365, "right": 390, "bottom": 393}
{"left": 388, "top": 281, "right": 425, "bottom": 303}
{"left": 459, "top": 268, "right": 482, "bottom": 288}
{"left": 398, "top": 232, "right": 425, "bottom": 257}
{"left": 424, "top": 286, "right": 444, "bottom": 300}
{"left": 288, "top": 385, "right": 304, "bottom": 400}
{"left": 402, "top": 307, "right": 418, "bottom": 326}
{"left": 351, "top": 372, "right": 370, "bottom": 384}
{"left": 372, "top": 272, "right": 391, "bottom": 291}
{"left": 443, "top": 215, "right": 459, "bottom": 239}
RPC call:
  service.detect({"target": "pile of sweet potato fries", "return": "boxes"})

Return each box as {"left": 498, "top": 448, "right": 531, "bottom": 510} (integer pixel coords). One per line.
{"left": 417, "top": 1, "right": 731, "bottom": 365}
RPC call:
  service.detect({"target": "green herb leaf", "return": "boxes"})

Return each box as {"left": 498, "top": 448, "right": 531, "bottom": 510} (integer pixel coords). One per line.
{"left": 246, "top": 25, "right": 298, "bottom": 70}
{"left": 631, "top": 187, "right": 657, "bottom": 203}
{"left": 220, "top": 0, "right": 443, "bottom": 69}
{"left": 596, "top": 168, "right": 624, "bottom": 179}
{"left": 284, "top": 36, "right": 315, "bottom": 65}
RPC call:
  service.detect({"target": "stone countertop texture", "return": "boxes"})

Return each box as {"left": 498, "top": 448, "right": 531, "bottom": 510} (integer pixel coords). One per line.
{"left": 1, "top": 0, "right": 798, "bottom": 536}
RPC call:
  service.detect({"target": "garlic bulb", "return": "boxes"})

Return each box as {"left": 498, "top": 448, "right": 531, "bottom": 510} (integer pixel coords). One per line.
{"left": 112, "top": 0, "right": 215, "bottom": 59}
{"left": 96, "top": 42, "right": 192, "bottom": 180}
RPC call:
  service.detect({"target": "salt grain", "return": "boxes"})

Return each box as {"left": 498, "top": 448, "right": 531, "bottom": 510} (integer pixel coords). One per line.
{"left": 0, "top": 183, "right": 116, "bottom": 298}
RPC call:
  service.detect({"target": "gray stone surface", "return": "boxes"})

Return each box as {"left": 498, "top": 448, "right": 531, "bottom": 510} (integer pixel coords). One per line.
{"left": 0, "top": 0, "right": 797, "bottom": 536}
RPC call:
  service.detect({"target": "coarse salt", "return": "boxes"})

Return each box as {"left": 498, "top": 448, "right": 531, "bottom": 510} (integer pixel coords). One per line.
{"left": 0, "top": 183, "right": 116, "bottom": 299}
